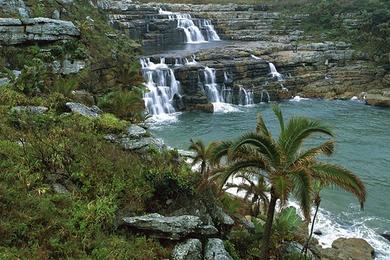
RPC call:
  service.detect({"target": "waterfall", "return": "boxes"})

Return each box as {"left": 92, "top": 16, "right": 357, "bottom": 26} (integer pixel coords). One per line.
{"left": 269, "top": 62, "right": 283, "bottom": 81}
{"left": 251, "top": 54, "right": 262, "bottom": 60}
{"left": 159, "top": 9, "right": 220, "bottom": 44}
{"left": 141, "top": 57, "right": 181, "bottom": 116}
{"left": 200, "top": 19, "right": 221, "bottom": 41}
{"left": 239, "top": 87, "right": 254, "bottom": 106}
{"left": 203, "top": 67, "right": 222, "bottom": 102}
{"left": 260, "top": 89, "right": 270, "bottom": 103}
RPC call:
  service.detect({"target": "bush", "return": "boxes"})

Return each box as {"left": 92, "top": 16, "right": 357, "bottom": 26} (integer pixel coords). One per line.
{"left": 98, "top": 89, "right": 145, "bottom": 122}
{"left": 95, "top": 113, "right": 128, "bottom": 134}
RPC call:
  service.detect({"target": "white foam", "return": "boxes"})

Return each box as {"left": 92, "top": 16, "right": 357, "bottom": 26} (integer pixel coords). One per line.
{"left": 212, "top": 102, "right": 240, "bottom": 113}
{"left": 225, "top": 175, "right": 390, "bottom": 259}
{"left": 290, "top": 96, "right": 309, "bottom": 102}
{"left": 288, "top": 201, "right": 390, "bottom": 259}
{"left": 146, "top": 112, "right": 180, "bottom": 124}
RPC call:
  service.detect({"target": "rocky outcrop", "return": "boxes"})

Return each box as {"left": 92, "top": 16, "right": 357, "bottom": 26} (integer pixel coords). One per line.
{"left": 319, "top": 238, "right": 374, "bottom": 260}
{"left": 366, "top": 89, "right": 390, "bottom": 108}
{"left": 52, "top": 60, "right": 86, "bottom": 75}
{"left": 204, "top": 238, "right": 233, "bottom": 260}
{"left": 99, "top": 2, "right": 388, "bottom": 106}
{"left": 10, "top": 106, "right": 48, "bottom": 114}
{"left": 65, "top": 102, "right": 102, "bottom": 118}
{"left": 0, "top": 18, "right": 80, "bottom": 45}
{"left": 127, "top": 124, "right": 147, "bottom": 138}
{"left": 0, "top": 0, "right": 29, "bottom": 17}
{"left": 122, "top": 213, "right": 218, "bottom": 240}
{"left": 172, "top": 238, "right": 202, "bottom": 260}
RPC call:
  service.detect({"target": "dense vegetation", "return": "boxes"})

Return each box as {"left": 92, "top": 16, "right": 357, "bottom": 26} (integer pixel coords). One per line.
{"left": 0, "top": 0, "right": 373, "bottom": 259}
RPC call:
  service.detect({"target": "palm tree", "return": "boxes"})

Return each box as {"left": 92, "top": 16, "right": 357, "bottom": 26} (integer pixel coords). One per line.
{"left": 189, "top": 139, "right": 224, "bottom": 194}
{"left": 189, "top": 139, "right": 213, "bottom": 177}
{"left": 224, "top": 174, "right": 270, "bottom": 217}
{"left": 211, "top": 105, "right": 366, "bottom": 259}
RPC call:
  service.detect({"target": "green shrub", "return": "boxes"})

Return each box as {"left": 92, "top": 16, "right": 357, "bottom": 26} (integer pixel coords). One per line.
{"left": 98, "top": 89, "right": 145, "bottom": 122}
{"left": 95, "top": 113, "right": 128, "bottom": 134}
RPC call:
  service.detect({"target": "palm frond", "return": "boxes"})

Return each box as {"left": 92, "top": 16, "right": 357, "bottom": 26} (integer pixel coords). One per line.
{"left": 279, "top": 117, "right": 333, "bottom": 161}
{"left": 209, "top": 140, "right": 233, "bottom": 165}
{"left": 311, "top": 162, "right": 366, "bottom": 209}
{"left": 232, "top": 132, "right": 280, "bottom": 165}
{"left": 290, "top": 170, "right": 312, "bottom": 221}
{"left": 272, "top": 104, "right": 285, "bottom": 132}
{"left": 290, "top": 140, "right": 335, "bottom": 167}
{"left": 256, "top": 113, "right": 271, "bottom": 137}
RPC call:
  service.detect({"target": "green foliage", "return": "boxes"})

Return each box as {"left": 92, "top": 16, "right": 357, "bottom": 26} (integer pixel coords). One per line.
{"left": 274, "top": 207, "right": 303, "bottom": 240}
{"left": 95, "top": 113, "right": 128, "bottom": 134}
{"left": 0, "top": 107, "right": 193, "bottom": 258}
{"left": 98, "top": 89, "right": 145, "bottom": 122}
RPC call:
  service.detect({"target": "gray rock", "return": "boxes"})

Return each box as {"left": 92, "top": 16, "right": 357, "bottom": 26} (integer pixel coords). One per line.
{"left": 120, "top": 137, "right": 163, "bottom": 150}
{"left": 65, "top": 102, "right": 101, "bottom": 118}
{"left": 11, "top": 106, "right": 48, "bottom": 114}
{"left": 172, "top": 239, "right": 202, "bottom": 260}
{"left": 52, "top": 9, "right": 60, "bottom": 19}
{"left": 127, "top": 124, "right": 147, "bottom": 138}
{"left": 211, "top": 206, "right": 234, "bottom": 227}
{"left": 0, "top": 78, "right": 10, "bottom": 87}
{"left": 204, "top": 238, "right": 233, "bottom": 260}
{"left": 52, "top": 60, "right": 86, "bottom": 75}
{"left": 122, "top": 213, "right": 218, "bottom": 240}
{"left": 0, "top": 0, "right": 29, "bottom": 17}
{"left": 381, "top": 232, "right": 390, "bottom": 242}
{"left": 241, "top": 217, "right": 255, "bottom": 231}
{"left": 0, "top": 18, "right": 80, "bottom": 46}
{"left": 52, "top": 183, "right": 69, "bottom": 194}
{"left": 320, "top": 238, "right": 374, "bottom": 260}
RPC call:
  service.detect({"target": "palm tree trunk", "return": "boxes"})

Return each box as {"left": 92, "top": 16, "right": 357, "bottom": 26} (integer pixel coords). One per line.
{"left": 303, "top": 201, "right": 320, "bottom": 255}
{"left": 260, "top": 188, "right": 277, "bottom": 260}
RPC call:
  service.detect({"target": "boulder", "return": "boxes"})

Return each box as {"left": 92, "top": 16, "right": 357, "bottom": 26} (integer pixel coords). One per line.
{"left": 0, "top": 18, "right": 80, "bottom": 45}
{"left": 366, "top": 89, "right": 390, "bottom": 108}
{"left": 204, "top": 238, "right": 233, "bottom": 260}
{"left": 122, "top": 213, "right": 218, "bottom": 240}
{"left": 11, "top": 106, "right": 48, "bottom": 114}
{"left": 127, "top": 124, "right": 147, "bottom": 138}
{"left": 52, "top": 60, "right": 86, "bottom": 75}
{"left": 320, "top": 238, "right": 374, "bottom": 260}
{"left": 0, "top": 0, "right": 29, "bottom": 17}
{"left": 119, "top": 137, "right": 163, "bottom": 151}
{"left": 65, "top": 102, "right": 102, "bottom": 118}
{"left": 172, "top": 239, "right": 202, "bottom": 260}
{"left": 380, "top": 232, "right": 390, "bottom": 242}
{"left": 52, "top": 183, "right": 69, "bottom": 194}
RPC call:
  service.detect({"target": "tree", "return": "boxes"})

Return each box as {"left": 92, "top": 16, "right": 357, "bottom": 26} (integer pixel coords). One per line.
{"left": 189, "top": 139, "right": 223, "bottom": 194}
{"left": 224, "top": 174, "right": 270, "bottom": 217}
{"left": 211, "top": 105, "right": 366, "bottom": 259}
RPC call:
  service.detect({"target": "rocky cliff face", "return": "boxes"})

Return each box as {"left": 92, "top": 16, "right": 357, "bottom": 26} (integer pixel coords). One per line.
{"left": 98, "top": 1, "right": 389, "bottom": 111}
{"left": 0, "top": 18, "right": 80, "bottom": 45}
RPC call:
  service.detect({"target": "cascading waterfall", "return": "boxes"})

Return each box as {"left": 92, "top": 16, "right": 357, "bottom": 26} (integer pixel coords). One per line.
{"left": 141, "top": 57, "right": 181, "bottom": 116}
{"left": 159, "top": 9, "right": 220, "bottom": 43}
{"left": 203, "top": 67, "right": 222, "bottom": 102}
{"left": 200, "top": 19, "right": 221, "bottom": 41}
{"left": 239, "top": 87, "right": 254, "bottom": 106}
{"left": 260, "top": 89, "right": 270, "bottom": 103}
{"left": 269, "top": 62, "right": 283, "bottom": 81}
